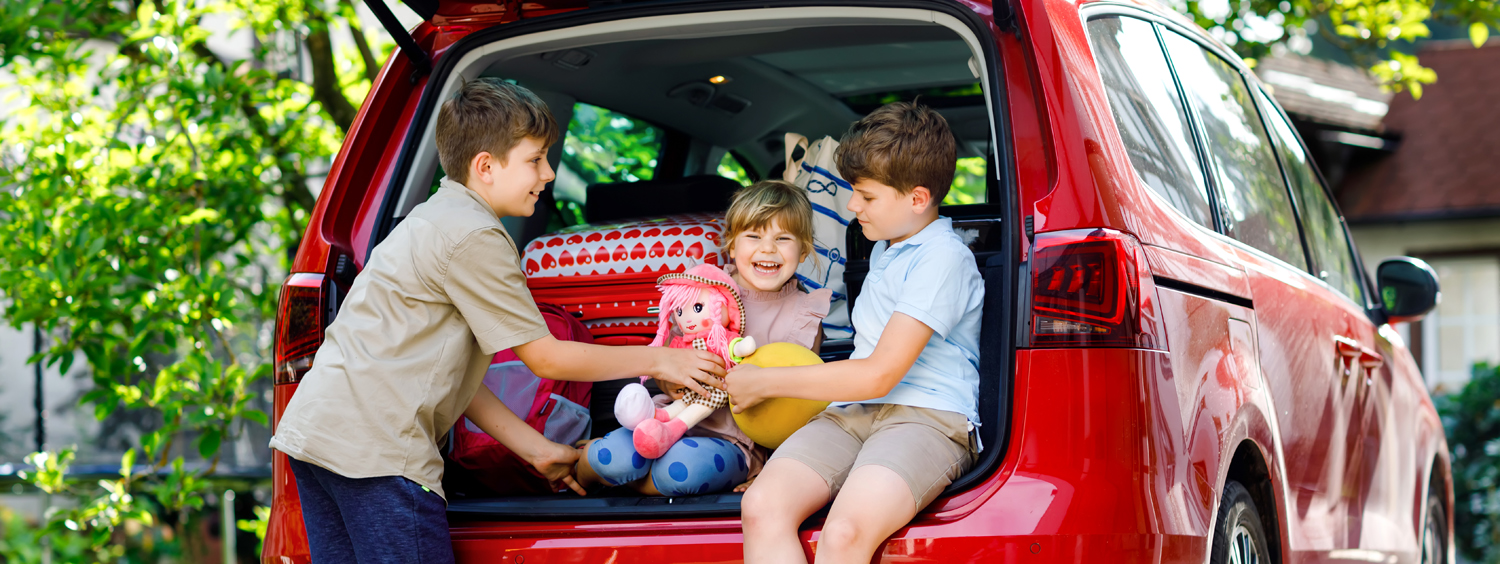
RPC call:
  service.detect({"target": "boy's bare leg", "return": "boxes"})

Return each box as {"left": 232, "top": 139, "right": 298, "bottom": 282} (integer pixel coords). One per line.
{"left": 742, "top": 458, "right": 832, "bottom": 564}
{"left": 811, "top": 465, "right": 918, "bottom": 564}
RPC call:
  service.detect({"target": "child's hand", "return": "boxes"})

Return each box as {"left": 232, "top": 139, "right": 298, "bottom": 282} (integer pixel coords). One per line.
{"left": 733, "top": 477, "right": 757, "bottom": 493}
{"left": 528, "top": 440, "right": 586, "bottom": 496}
{"left": 654, "top": 378, "right": 686, "bottom": 401}
{"left": 725, "top": 364, "right": 766, "bottom": 413}
{"left": 653, "top": 347, "right": 726, "bottom": 398}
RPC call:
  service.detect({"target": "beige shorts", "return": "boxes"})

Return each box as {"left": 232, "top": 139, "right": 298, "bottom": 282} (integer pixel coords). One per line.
{"left": 768, "top": 403, "right": 977, "bottom": 510}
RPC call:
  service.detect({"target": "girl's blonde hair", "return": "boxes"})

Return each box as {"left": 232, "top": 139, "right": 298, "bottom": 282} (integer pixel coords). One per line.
{"left": 723, "top": 180, "right": 816, "bottom": 262}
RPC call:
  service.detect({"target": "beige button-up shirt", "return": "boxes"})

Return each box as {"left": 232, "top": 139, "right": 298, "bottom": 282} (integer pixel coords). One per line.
{"left": 270, "top": 177, "right": 548, "bottom": 499}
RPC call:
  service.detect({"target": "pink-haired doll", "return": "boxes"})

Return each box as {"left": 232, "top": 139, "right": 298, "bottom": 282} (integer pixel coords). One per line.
{"left": 614, "top": 264, "right": 759, "bottom": 459}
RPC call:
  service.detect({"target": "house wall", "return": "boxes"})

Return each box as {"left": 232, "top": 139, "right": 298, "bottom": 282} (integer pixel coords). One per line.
{"left": 1351, "top": 217, "right": 1500, "bottom": 391}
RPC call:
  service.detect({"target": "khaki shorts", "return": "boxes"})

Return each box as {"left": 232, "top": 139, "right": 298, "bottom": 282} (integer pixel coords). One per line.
{"left": 768, "top": 403, "right": 977, "bottom": 510}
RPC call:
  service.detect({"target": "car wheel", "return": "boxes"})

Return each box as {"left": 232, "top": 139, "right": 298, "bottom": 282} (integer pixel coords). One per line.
{"left": 1421, "top": 491, "right": 1447, "bottom": 564}
{"left": 1211, "top": 481, "right": 1272, "bottom": 564}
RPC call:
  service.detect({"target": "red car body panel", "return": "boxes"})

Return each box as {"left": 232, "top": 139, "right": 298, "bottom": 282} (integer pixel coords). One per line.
{"left": 265, "top": 0, "right": 1453, "bottom": 561}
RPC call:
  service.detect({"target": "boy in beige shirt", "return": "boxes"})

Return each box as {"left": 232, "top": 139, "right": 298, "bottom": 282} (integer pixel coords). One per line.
{"left": 270, "top": 79, "right": 724, "bottom": 564}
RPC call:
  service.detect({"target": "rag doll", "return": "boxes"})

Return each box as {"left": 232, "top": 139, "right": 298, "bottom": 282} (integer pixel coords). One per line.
{"left": 614, "top": 264, "right": 758, "bottom": 459}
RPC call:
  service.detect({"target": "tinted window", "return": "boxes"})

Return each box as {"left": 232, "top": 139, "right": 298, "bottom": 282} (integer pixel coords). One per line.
{"left": 1161, "top": 32, "right": 1306, "bottom": 270}
{"left": 554, "top": 103, "right": 663, "bottom": 224}
{"left": 1086, "top": 17, "right": 1213, "bottom": 226}
{"left": 1258, "top": 90, "right": 1366, "bottom": 303}
{"left": 948, "top": 156, "right": 990, "bottom": 205}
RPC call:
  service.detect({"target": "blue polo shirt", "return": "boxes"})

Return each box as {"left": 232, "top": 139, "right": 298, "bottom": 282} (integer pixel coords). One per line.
{"left": 834, "top": 217, "right": 984, "bottom": 423}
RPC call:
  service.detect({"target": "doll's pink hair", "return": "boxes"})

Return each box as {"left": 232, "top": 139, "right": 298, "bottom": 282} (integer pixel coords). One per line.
{"left": 650, "top": 282, "right": 739, "bottom": 365}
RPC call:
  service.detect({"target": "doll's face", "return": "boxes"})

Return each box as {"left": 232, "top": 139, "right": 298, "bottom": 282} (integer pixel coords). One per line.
{"left": 673, "top": 288, "right": 726, "bottom": 335}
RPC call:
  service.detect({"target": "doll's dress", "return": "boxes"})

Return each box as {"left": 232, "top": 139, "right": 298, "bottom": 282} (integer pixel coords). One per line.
{"left": 677, "top": 337, "right": 730, "bottom": 409}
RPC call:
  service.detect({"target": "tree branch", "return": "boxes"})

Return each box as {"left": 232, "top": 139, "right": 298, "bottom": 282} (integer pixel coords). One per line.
{"left": 189, "top": 43, "right": 318, "bottom": 238}
{"left": 304, "top": 12, "right": 359, "bottom": 132}
{"left": 343, "top": 0, "right": 381, "bottom": 83}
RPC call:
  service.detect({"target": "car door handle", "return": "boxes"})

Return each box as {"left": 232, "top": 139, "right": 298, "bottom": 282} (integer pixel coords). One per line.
{"left": 1334, "top": 335, "right": 1363, "bottom": 358}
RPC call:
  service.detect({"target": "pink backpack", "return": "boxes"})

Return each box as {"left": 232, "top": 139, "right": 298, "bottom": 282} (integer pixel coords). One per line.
{"left": 449, "top": 303, "right": 594, "bottom": 496}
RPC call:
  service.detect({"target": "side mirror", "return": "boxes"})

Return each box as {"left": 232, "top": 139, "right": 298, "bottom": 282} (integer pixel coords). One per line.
{"left": 1376, "top": 257, "right": 1440, "bottom": 324}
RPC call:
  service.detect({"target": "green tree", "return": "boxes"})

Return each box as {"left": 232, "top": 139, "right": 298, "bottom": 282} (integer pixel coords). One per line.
{"left": 0, "top": 0, "right": 387, "bottom": 560}
{"left": 1438, "top": 363, "right": 1500, "bottom": 562}
{"left": 1176, "top": 0, "right": 1498, "bottom": 97}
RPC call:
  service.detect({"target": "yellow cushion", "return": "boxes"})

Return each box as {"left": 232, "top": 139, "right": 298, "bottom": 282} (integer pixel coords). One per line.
{"left": 730, "top": 342, "right": 832, "bottom": 449}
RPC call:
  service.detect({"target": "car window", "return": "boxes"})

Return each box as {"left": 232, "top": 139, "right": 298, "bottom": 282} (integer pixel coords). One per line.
{"left": 717, "top": 152, "right": 752, "bottom": 186}
{"left": 1257, "top": 89, "right": 1366, "bottom": 303}
{"left": 1160, "top": 31, "right": 1306, "bottom": 270}
{"left": 947, "top": 156, "right": 990, "bottom": 205}
{"left": 1085, "top": 16, "right": 1213, "bottom": 227}
{"left": 554, "top": 103, "right": 664, "bottom": 225}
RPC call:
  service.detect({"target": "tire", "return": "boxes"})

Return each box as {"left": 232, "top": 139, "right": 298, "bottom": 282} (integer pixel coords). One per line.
{"left": 1421, "top": 490, "right": 1448, "bottom": 564}
{"left": 1211, "top": 481, "right": 1272, "bottom": 564}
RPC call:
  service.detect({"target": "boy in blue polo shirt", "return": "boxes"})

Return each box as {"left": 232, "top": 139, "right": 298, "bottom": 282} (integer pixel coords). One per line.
{"left": 727, "top": 101, "right": 983, "bottom": 563}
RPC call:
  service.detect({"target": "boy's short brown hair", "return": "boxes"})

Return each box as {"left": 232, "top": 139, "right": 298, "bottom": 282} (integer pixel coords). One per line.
{"left": 723, "top": 180, "right": 816, "bottom": 260}
{"left": 834, "top": 101, "right": 956, "bottom": 202}
{"left": 436, "top": 78, "right": 559, "bottom": 185}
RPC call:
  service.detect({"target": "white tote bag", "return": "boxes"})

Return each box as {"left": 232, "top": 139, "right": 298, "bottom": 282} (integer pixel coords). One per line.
{"left": 783, "top": 133, "right": 855, "bottom": 339}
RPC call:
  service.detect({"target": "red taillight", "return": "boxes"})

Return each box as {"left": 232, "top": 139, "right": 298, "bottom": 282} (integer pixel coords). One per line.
{"left": 274, "top": 273, "right": 332, "bottom": 384}
{"left": 1028, "top": 228, "right": 1164, "bottom": 349}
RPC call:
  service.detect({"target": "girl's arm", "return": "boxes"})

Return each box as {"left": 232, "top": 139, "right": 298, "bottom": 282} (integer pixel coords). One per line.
{"left": 725, "top": 313, "right": 933, "bottom": 411}
{"left": 464, "top": 385, "right": 586, "bottom": 495}
{"left": 512, "top": 335, "right": 725, "bottom": 397}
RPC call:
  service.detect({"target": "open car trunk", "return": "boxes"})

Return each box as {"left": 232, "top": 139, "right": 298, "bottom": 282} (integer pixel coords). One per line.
{"left": 368, "top": 0, "right": 1019, "bottom": 521}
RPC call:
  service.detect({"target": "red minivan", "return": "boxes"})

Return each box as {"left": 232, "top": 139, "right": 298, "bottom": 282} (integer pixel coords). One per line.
{"left": 267, "top": 0, "right": 1453, "bottom": 561}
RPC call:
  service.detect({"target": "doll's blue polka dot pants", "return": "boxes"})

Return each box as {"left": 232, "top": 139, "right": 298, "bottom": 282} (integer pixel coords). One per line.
{"left": 587, "top": 427, "right": 749, "bottom": 496}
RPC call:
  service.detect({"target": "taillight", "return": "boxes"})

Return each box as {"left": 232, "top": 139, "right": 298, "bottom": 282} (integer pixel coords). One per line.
{"left": 274, "top": 273, "right": 333, "bottom": 384}
{"left": 1028, "top": 228, "right": 1164, "bottom": 349}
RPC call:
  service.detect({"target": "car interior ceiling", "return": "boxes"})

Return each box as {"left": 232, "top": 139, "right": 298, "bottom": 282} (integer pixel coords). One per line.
{"left": 427, "top": 19, "right": 1006, "bottom": 511}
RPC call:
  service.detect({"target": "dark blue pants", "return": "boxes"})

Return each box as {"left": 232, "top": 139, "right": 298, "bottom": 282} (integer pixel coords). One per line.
{"left": 289, "top": 458, "right": 455, "bottom": 564}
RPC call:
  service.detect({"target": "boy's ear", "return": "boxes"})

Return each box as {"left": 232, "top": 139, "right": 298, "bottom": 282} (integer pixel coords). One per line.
{"left": 909, "top": 185, "right": 934, "bottom": 214}
{"left": 470, "top": 151, "right": 495, "bottom": 185}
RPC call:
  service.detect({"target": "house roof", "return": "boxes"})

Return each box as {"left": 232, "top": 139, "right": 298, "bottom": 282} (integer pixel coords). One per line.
{"left": 1255, "top": 54, "right": 1391, "bottom": 132}
{"left": 1339, "top": 40, "right": 1500, "bottom": 223}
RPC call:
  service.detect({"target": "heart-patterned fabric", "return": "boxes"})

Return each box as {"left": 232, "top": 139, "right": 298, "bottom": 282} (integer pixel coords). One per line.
{"left": 523, "top": 213, "right": 724, "bottom": 279}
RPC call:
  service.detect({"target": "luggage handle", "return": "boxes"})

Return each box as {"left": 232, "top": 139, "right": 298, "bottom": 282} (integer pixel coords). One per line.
{"left": 784, "top": 132, "right": 810, "bottom": 183}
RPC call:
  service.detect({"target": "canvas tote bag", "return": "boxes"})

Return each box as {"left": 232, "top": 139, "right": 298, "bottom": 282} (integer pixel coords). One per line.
{"left": 783, "top": 133, "right": 855, "bottom": 339}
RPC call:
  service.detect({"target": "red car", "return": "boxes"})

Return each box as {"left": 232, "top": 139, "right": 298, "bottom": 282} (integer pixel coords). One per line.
{"left": 267, "top": 0, "right": 1452, "bottom": 561}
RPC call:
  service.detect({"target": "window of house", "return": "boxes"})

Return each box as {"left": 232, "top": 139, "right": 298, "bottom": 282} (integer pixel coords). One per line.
{"left": 1421, "top": 257, "right": 1500, "bottom": 391}
{"left": 553, "top": 103, "right": 664, "bottom": 225}
{"left": 1257, "top": 90, "right": 1365, "bottom": 303}
{"left": 1085, "top": 16, "right": 1213, "bottom": 227}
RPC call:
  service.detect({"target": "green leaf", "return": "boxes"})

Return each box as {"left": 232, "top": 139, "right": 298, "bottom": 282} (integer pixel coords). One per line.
{"left": 242, "top": 410, "right": 269, "bottom": 427}
{"left": 1472, "top": 23, "right": 1491, "bottom": 48}
{"left": 119, "top": 449, "right": 136, "bottom": 479}
{"left": 178, "top": 208, "right": 221, "bottom": 225}
{"left": 196, "top": 427, "right": 221, "bottom": 458}
{"left": 57, "top": 351, "right": 74, "bottom": 375}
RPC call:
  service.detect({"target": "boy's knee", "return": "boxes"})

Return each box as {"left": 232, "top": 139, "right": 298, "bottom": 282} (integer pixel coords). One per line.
{"left": 817, "top": 517, "right": 870, "bottom": 552}
{"left": 741, "top": 483, "right": 805, "bottom": 529}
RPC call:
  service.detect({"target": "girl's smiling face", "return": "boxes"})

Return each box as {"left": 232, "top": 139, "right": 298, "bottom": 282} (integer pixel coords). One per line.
{"left": 729, "top": 218, "right": 807, "bottom": 293}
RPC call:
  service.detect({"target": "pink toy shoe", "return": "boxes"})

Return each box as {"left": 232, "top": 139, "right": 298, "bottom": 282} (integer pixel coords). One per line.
{"left": 633, "top": 417, "right": 688, "bottom": 459}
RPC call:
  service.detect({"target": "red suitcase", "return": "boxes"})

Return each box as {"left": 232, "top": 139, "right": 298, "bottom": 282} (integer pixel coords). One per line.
{"left": 523, "top": 213, "right": 724, "bottom": 345}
